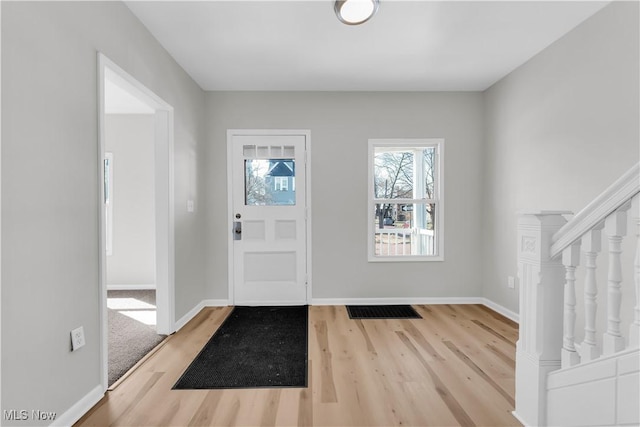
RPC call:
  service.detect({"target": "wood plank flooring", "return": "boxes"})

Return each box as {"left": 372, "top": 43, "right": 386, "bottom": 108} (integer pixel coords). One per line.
{"left": 75, "top": 305, "right": 520, "bottom": 426}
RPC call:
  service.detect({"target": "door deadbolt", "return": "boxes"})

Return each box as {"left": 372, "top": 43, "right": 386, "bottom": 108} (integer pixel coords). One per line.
{"left": 235, "top": 213, "right": 241, "bottom": 219}
{"left": 233, "top": 221, "right": 242, "bottom": 240}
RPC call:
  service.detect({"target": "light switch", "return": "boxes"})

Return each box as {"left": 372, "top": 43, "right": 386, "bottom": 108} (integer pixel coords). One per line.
{"left": 187, "top": 200, "right": 195, "bottom": 213}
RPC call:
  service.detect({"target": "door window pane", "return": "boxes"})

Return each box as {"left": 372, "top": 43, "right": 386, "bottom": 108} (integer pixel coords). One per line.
{"left": 245, "top": 159, "right": 296, "bottom": 206}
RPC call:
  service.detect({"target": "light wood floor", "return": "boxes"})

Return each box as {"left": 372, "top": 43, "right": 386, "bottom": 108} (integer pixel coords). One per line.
{"left": 76, "top": 305, "right": 521, "bottom": 426}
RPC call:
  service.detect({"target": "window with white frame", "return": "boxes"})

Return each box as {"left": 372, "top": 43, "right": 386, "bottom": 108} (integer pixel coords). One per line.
{"left": 368, "top": 139, "right": 444, "bottom": 261}
{"left": 274, "top": 176, "right": 288, "bottom": 191}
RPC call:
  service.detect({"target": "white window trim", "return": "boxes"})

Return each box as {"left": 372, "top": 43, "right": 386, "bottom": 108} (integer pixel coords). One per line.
{"left": 367, "top": 138, "right": 444, "bottom": 262}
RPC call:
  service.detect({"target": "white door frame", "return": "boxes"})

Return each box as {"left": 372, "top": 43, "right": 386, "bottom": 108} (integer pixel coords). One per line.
{"left": 226, "top": 129, "right": 312, "bottom": 305}
{"left": 97, "top": 53, "right": 175, "bottom": 391}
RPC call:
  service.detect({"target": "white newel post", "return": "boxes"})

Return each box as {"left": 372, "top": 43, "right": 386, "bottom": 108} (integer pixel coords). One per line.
{"left": 603, "top": 207, "right": 628, "bottom": 354}
{"left": 515, "top": 212, "right": 568, "bottom": 427}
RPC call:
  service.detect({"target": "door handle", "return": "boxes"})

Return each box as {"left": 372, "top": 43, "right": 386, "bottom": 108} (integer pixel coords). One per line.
{"left": 233, "top": 221, "right": 242, "bottom": 240}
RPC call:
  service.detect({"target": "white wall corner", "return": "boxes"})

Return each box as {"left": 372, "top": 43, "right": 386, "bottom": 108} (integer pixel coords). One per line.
{"left": 49, "top": 385, "right": 103, "bottom": 427}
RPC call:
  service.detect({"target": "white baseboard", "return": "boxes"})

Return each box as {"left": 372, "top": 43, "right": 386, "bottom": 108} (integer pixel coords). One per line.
{"left": 174, "top": 299, "right": 229, "bottom": 332}
{"left": 511, "top": 410, "right": 531, "bottom": 427}
{"left": 312, "top": 296, "right": 519, "bottom": 323}
{"left": 50, "top": 384, "right": 103, "bottom": 427}
{"left": 312, "top": 297, "right": 484, "bottom": 305}
{"left": 107, "top": 284, "right": 156, "bottom": 291}
{"left": 479, "top": 298, "right": 519, "bottom": 323}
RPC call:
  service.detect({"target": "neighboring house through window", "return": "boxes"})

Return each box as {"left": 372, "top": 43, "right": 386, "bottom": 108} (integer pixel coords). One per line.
{"left": 274, "top": 176, "right": 288, "bottom": 191}
{"left": 368, "top": 139, "right": 444, "bottom": 261}
{"left": 245, "top": 158, "right": 296, "bottom": 206}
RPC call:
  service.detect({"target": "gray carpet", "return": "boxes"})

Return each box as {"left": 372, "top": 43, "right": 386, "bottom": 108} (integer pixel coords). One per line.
{"left": 108, "top": 290, "right": 166, "bottom": 386}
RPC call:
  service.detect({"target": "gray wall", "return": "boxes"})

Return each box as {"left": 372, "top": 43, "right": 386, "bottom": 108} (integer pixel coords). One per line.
{"left": 205, "top": 92, "right": 485, "bottom": 301}
{"left": 1, "top": 0, "right": 638, "bottom": 422}
{"left": 1, "top": 2, "right": 206, "bottom": 423}
{"left": 482, "top": 1, "right": 640, "bottom": 314}
{"left": 105, "top": 114, "right": 156, "bottom": 287}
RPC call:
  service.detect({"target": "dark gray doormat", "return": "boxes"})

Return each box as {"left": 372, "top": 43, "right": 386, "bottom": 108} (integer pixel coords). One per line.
{"left": 346, "top": 305, "right": 422, "bottom": 319}
{"left": 173, "top": 305, "right": 308, "bottom": 389}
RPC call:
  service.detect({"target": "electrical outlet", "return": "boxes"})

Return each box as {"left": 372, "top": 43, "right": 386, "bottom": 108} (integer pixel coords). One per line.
{"left": 71, "top": 326, "right": 85, "bottom": 351}
{"left": 508, "top": 276, "right": 516, "bottom": 289}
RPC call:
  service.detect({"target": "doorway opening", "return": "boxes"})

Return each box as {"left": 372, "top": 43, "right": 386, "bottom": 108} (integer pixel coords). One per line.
{"left": 98, "top": 53, "right": 175, "bottom": 390}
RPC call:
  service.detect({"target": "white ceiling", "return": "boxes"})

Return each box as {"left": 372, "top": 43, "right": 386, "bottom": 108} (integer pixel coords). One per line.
{"left": 125, "top": 0, "right": 609, "bottom": 92}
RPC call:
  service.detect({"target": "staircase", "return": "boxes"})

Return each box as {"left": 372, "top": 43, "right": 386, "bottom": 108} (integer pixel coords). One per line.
{"left": 514, "top": 163, "right": 640, "bottom": 426}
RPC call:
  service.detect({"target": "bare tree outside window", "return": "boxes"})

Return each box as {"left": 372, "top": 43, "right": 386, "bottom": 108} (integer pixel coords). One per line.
{"left": 245, "top": 160, "right": 272, "bottom": 205}
{"left": 374, "top": 151, "right": 413, "bottom": 227}
{"left": 373, "top": 148, "right": 435, "bottom": 228}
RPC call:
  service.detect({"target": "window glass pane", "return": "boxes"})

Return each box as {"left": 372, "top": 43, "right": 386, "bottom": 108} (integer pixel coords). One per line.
{"left": 373, "top": 203, "right": 436, "bottom": 256}
{"left": 374, "top": 149, "right": 414, "bottom": 199}
{"left": 373, "top": 146, "right": 437, "bottom": 201}
{"left": 245, "top": 159, "right": 295, "bottom": 206}
{"left": 423, "top": 147, "right": 436, "bottom": 198}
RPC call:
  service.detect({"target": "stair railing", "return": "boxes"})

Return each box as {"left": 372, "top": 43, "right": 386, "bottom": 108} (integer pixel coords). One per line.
{"left": 514, "top": 162, "right": 639, "bottom": 426}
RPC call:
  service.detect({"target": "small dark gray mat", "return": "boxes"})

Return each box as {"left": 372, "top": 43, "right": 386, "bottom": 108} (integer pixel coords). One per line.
{"left": 173, "top": 305, "right": 308, "bottom": 389}
{"left": 346, "top": 305, "right": 422, "bottom": 319}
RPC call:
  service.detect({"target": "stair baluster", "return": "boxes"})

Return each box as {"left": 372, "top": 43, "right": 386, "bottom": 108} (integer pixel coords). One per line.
{"left": 603, "top": 207, "right": 629, "bottom": 354}
{"left": 581, "top": 227, "right": 602, "bottom": 361}
{"left": 561, "top": 242, "right": 581, "bottom": 367}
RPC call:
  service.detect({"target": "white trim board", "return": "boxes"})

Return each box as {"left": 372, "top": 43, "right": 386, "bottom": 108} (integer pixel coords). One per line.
{"left": 312, "top": 297, "right": 519, "bottom": 323}
{"left": 479, "top": 298, "right": 519, "bottom": 323}
{"left": 174, "top": 299, "right": 230, "bottom": 332}
{"left": 50, "top": 385, "right": 103, "bottom": 427}
{"left": 107, "top": 284, "right": 156, "bottom": 291}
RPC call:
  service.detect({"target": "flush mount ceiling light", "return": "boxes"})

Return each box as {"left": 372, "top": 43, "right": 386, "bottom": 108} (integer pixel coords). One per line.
{"left": 334, "top": 0, "right": 380, "bottom": 25}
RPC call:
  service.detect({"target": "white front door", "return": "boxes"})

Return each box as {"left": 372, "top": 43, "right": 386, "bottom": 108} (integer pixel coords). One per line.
{"left": 229, "top": 131, "right": 309, "bottom": 305}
